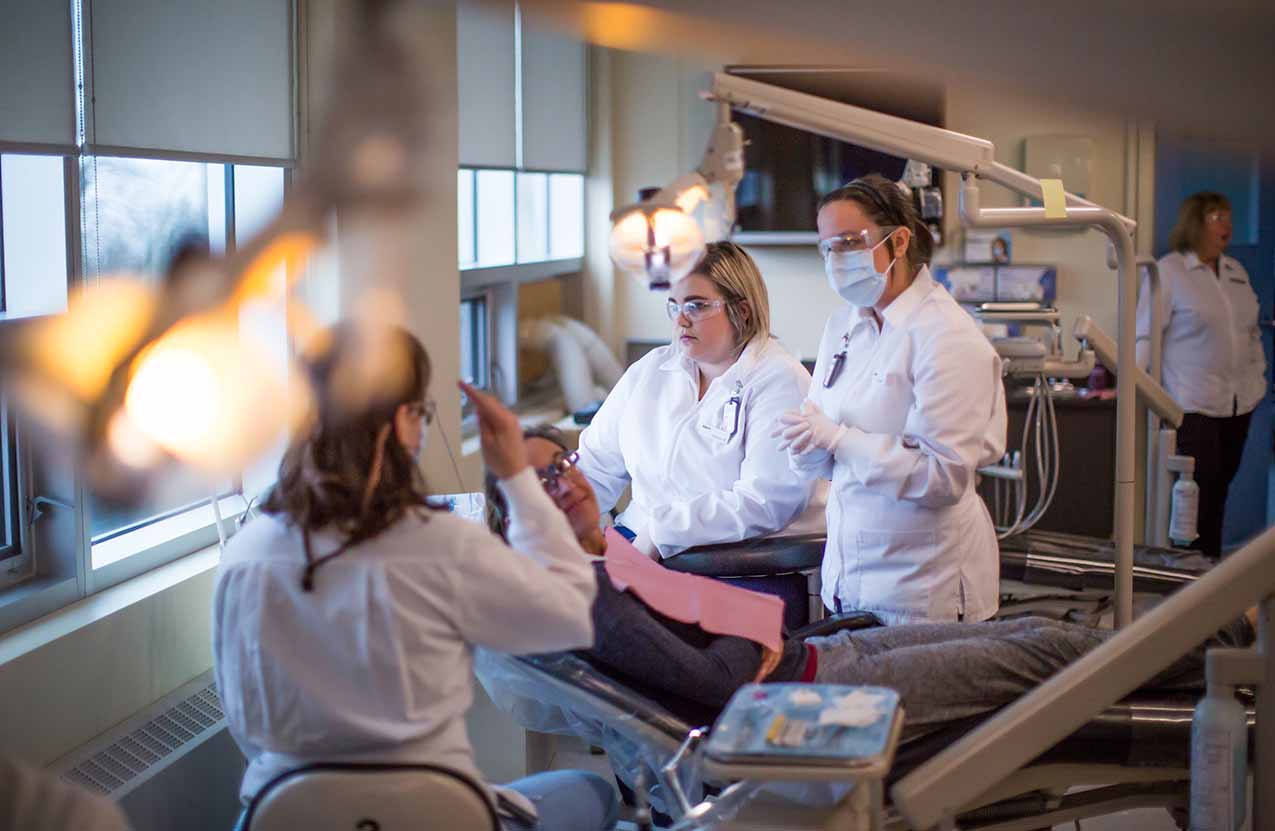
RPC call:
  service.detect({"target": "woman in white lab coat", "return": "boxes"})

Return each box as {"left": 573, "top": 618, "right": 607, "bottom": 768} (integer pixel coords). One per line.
{"left": 1137, "top": 192, "right": 1266, "bottom": 559}
{"left": 776, "top": 174, "right": 1007, "bottom": 625}
{"left": 576, "top": 241, "right": 816, "bottom": 566}
{"left": 214, "top": 324, "right": 618, "bottom": 831}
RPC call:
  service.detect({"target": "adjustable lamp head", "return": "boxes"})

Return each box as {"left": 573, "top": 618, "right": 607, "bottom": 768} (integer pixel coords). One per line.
{"left": 608, "top": 106, "right": 745, "bottom": 291}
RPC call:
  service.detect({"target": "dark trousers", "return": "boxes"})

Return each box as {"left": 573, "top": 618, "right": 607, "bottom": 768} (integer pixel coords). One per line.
{"left": 1176, "top": 409, "right": 1253, "bottom": 559}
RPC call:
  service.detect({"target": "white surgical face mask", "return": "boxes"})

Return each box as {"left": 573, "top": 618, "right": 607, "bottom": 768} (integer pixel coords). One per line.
{"left": 824, "top": 234, "right": 896, "bottom": 307}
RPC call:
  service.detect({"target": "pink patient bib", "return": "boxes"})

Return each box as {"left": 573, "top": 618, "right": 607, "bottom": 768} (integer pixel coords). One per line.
{"left": 602, "top": 528, "right": 784, "bottom": 652}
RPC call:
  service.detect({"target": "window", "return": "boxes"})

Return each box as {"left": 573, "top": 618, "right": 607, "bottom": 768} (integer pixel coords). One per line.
{"left": 458, "top": 169, "right": 476, "bottom": 269}
{"left": 458, "top": 167, "right": 585, "bottom": 270}
{"left": 475, "top": 169, "right": 516, "bottom": 267}
{"left": 78, "top": 157, "right": 288, "bottom": 570}
{"left": 0, "top": 404, "right": 20, "bottom": 567}
{"left": 1, "top": 153, "right": 69, "bottom": 319}
{"left": 460, "top": 295, "right": 490, "bottom": 390}
{"left": 0, "top": 0, "right": 297, "bottom": 635}
{"left": 548, "top": 173, "right": 585, "bottom": 259}
{"left": 457, "top": 168, "right": 585, "bottom": 412}
{"left": 81, "top": 157, "right": 223, "bottom": 281}
{"left": 516, "top": 172, "right": 548, "bottom": 263}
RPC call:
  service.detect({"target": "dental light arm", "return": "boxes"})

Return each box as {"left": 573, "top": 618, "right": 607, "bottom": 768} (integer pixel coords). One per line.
{"left": 707, "top": 73, "right": 1136, "bottom": 233}
{"left": 610, "top": 72, "right": 1136, "bottom": 291}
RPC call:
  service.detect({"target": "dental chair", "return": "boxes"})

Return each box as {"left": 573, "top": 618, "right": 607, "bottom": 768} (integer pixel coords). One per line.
{"left": 477, "top": 616, "right": 1253, "bottom": 830}
{"left": 664, "top": 533, "right": 827, "bottom": 629}
{"left": 237, "top": 763, "right": 500, "bottom": 831}
{"left": 1001, "top": 528, "right": 1213, "bottom": 595}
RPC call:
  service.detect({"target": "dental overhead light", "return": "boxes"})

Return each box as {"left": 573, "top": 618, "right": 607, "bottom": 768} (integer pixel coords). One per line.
{"left": 607, "top": 106, "right": 745, "bottom": 289}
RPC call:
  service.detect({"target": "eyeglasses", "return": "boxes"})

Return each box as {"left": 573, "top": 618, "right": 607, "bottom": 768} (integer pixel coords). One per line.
{"left": 536, "top": 450, "right": 579, "bottom": 490}
{"left": 666, "top": 298, "right": 729, "bottom": 322}
{"left": 1204, "top": 211, "right": 1232, "bottom": 224}
{"left": 407, "top": 399, "right": 437, "bottom": 425}
{"left": 817, "top": 226, "right": 898, "bottom": 258}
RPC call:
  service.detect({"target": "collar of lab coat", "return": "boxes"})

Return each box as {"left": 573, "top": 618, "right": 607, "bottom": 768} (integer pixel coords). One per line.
{"left": 880, "top": 265, "right": 936, "bottom": 332}
{"left": 1183, "top": 250, "right": 1237, "bottom": 275}
{"left": 658, "top": 336, "right": 767, "bottom": 388}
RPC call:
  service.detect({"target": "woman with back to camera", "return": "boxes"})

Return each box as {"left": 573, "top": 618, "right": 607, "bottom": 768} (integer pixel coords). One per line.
{"left": 575, "top": 241, "right": 818, "bottom": 625}
{"left": 775, "top": 174, "right": 1007, "bottom": 624}
{"left": 1138, "top": 192, "right": 1265, "bottom": 559}
{"left": 213, "top": 323, "right": 618, "bottom": 830}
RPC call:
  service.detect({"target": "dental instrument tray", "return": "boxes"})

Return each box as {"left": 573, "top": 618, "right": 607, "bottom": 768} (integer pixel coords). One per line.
{"left": 703, "top": 684, "right": 903, "bottom": 781}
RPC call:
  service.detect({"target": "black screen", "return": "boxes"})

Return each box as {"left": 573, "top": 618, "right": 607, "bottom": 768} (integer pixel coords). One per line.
{"left": 734, "top": 111, "right": 909, "bottom": 233}
{"left": 725, "top": 69, "right": 945, "bottom": 234}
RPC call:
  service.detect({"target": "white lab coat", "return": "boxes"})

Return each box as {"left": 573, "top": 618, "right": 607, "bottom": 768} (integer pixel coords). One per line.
{"left": 212, "top": 469, "right": 596, "bottom": 803}
{"left": 797, "top": 267, "right": 1006, "bottom": 624}
{"left": 577, "top": 337, "right": 817, "bottom": 558}
{"left": 1136, "top": 251, "right": 1265, "bottom": 418}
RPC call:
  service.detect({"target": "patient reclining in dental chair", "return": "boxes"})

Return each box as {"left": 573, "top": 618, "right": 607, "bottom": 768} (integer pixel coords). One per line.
{"left": 485, "top": 427, "right": 1254, "bottom": 745}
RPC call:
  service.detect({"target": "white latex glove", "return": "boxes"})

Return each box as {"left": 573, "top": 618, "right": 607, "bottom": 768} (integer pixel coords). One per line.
{"left": 631, "top": 532, "right": 660, "bottom": 561}
{"left": 772, "top": 400, "right": 847, "bottom": 456}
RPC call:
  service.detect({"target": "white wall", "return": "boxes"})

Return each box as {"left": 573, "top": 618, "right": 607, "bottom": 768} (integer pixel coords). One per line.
{"left": 584, "top": 53, "right": 1156, "bottom": 365}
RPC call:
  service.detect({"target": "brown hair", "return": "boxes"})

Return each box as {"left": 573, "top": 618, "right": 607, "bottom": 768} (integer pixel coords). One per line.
{"left": 817, "top": 173, "right": 934, "bottom": 271}
{"left": 689, "top": 241, "right": 772, "bottom": 353}
{"left": 1168, "top": 191, "right": 1231, "bottom": 254}
{"left": 262, "top": 322, "right": 438, "bottom": 589}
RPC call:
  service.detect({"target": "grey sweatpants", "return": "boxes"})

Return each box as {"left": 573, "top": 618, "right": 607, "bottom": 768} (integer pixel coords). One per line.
{"left": 808, "top": 615, "right": 1224, "bottom": 739}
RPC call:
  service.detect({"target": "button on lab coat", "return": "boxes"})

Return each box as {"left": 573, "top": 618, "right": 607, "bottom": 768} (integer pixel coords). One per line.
{"left": 797, "top": 267, "right": 1006, "bottom": 624}
{"left": 1136, "top": 251, "right": 1266, "bottom": 417}
{"left": 577, "top": 338, "right": 816, "bottom": 558}
{"left": 212, "top": 469, "right": 596, "bottom": 803}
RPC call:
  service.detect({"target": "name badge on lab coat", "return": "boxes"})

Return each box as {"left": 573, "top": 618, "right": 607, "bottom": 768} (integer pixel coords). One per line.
{"left": 701, "top": 391, "right": 743, "bottom": 443}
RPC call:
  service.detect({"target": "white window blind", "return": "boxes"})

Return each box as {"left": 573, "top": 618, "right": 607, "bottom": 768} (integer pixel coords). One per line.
{"left": 457, "top": 0, "right": 516, "bottom": 168}
{"left": 519, "top": 23, "right": 586, "bottom": 173}
{"left": 0, "top": 0, "right": 76, "bottom": 151}
{"left": 85, "top": 0, "right": 293, "bottom": 161}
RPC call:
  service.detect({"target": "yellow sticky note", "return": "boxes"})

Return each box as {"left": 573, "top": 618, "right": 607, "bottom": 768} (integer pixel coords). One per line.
{"left": 1040, "top": 178, "right": 1067, "bottom": 219}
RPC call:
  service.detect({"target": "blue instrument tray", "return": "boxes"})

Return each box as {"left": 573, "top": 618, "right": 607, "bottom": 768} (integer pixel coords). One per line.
{"left": 705, "top": 684, "right": 901, "bottom": 769}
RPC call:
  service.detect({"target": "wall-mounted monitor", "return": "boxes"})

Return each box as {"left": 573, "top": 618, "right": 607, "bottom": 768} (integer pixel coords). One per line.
{"left": 725, "top": 68, "right": 945, "bottom": 242}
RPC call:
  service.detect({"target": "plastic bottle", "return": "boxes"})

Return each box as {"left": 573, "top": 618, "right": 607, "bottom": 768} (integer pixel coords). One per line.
{"left": 1189, "top": 679, "right": 1248, "bottom": 830}
{"left": 1170, "top": 467, "right": 1200, "bottom": 546}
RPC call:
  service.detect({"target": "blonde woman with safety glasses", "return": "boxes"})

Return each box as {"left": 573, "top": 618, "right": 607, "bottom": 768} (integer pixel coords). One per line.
{"left": 576, "top": 242, "right": 818, "bottom": 620}
{"left": 775, "top": 174, "right": 1007, "bottom": 625}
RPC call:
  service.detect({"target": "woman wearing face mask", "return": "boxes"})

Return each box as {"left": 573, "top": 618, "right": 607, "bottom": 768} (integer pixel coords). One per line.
{"left": 1138, "top": 192, "right": 1265, "bottom": 559}
{"left": 214, "top": 323, "right": 618, "bottom": 831}
{"left": 576, "top": 242, "right": 817, "bottom": 614}
{"left": 775, "top": 174, "right": 1007, "bottom": 625}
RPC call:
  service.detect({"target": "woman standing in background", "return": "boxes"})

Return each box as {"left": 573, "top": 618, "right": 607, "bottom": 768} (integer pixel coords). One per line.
{"left": 1138, "top": 192, "right": 1266, "bottom": 558}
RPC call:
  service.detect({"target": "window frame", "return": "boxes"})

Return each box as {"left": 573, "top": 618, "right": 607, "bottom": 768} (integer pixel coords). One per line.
{"left": 0, "top": 155, "right": 6, "bottom": 314}
{"left": 460, "top": 291, "right": 491, "bottom": 391}
{"left": 458, "top": 166, "right": 585, "bottom": 413}
{"left": 79, "top": 154, "right": 292, "bottom": 595}
{"left": 0, "top": 152, "right": 294, "bottom": 631}
{"left": 0, "top": 401, "right": 28, "bottom": 581}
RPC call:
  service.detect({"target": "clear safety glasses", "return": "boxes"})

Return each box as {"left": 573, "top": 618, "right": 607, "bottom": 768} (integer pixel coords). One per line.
{"left": 666, "top": 298, "right": 729, "bottom": 322}
{"left": 536, "top": 450, "right": 580, "bottom": 491}
{"left": 816, "top": 226, "right": 898, "bottom": 258}
{"left": 408, "top": 399, "right": 437, "bottom": 426}
{"left": 1204, "top": 211, "right": 1232, "bottom": 225}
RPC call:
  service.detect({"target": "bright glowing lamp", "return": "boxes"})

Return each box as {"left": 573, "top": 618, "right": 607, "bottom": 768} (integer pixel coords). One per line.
{"left": 608, "top": 201, "right": 706, "bottom": 290}
{"left": 115, "top": 313, "right": 306, "bottom": 477}
{"left": 607, "top": 106, "right": 744, "bottom": 290}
